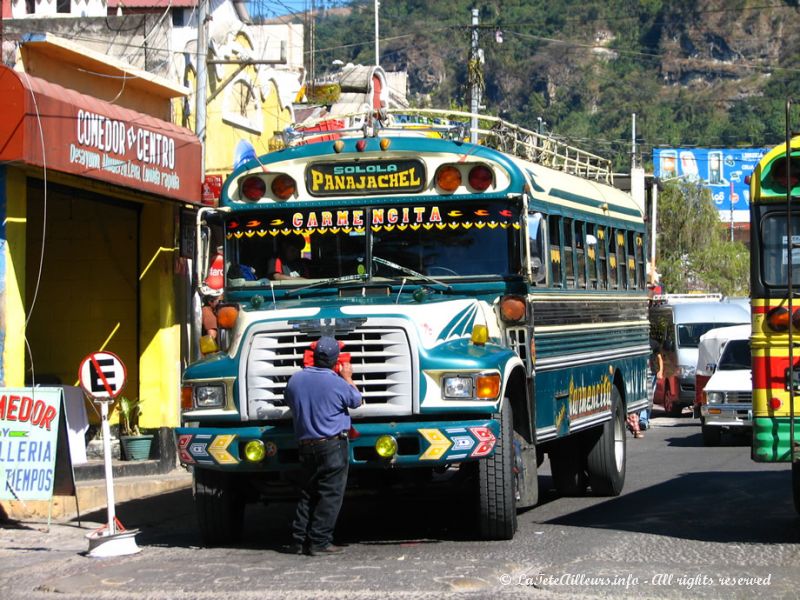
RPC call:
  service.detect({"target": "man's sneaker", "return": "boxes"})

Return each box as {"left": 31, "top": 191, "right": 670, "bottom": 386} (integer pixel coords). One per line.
{"left": 307, "top": 544, "right": 345, "bottom": 556}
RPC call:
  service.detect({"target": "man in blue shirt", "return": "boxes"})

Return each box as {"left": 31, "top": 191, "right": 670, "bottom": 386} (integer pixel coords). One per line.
{"left": 284, "top": 336, "right": 362, "bottom": 556}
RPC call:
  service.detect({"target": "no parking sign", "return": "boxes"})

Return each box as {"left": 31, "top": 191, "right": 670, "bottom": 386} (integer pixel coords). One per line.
{"left": 78, "top": 351, "right": 127, "bottom": 401}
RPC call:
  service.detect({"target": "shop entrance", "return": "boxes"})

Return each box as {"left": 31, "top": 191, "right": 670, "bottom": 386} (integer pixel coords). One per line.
{"left": 24, "top": 180, "right": 140, "bottom": 421}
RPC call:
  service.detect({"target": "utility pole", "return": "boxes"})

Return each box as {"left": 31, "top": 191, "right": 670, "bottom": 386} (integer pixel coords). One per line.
{"left": 196, "top": 0, "right": 208, "bottom": 180}
{"left": 469, "top": 7, "right": 481, "bottom": 144}
{"left": 631, "top": 113, "right": 636, "bottom": 168}
{"left": 374, "top": 0, "right": 380, "bottom": 67}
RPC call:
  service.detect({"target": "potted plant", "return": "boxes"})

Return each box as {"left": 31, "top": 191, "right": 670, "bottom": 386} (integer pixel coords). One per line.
{"left": 117, "top": 396, "right": 154, "bottom": 461}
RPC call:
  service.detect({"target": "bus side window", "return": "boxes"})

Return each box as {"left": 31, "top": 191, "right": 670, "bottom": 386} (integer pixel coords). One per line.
{"left": 608, "top": 229, "right": 618, "bottom": 289}
{"left": 634, "top": 233, "right": 644, "bottom": 289}
{"left": 549, "top": 215, "right": 562, "bottom": 287}
{"left": 576, "top": 220, "right": 587, "bottom": 288}
{"left": 528, "top": 211, "right": 547, "bottom": 285}
{"left": 627, "top": 231, "right": 637, "bottom": 289}
{"left": 596, "top": 227, "right": 607, "bottom": 289}
{"left": 586, "top": 224, "right": 598, "bottom": 289}
{"left": 564, "top": 218, "right": 575, "bottom": 288}
{"left": 616, "top": 230, "right": 627, "bottom": 289}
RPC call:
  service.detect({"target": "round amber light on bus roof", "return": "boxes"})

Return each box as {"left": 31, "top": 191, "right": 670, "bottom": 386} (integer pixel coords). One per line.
{"left": 217, "top": 305, "right": 239, "bottom": 329}
{"left": 271, "top": 174, "right": 296, "bottom": 200}
{"left": 499, "top": 295, "right": 526, "bottom": 322}
{"left": 436, "top": 165, "right": 462, "bottom": 192}
{"left": 766, "top": 306, "right": 790, "bottom": 332}
{"left": 468, "top": 165, "right": 493, "bottom": 191}
{"left": 241, "top": 176, "right": 266, "bottom": 201}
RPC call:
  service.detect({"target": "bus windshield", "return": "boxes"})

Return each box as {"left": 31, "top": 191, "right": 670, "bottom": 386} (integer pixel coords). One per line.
{"left": 222, "top": 199, "right": 522, "bottom": 288}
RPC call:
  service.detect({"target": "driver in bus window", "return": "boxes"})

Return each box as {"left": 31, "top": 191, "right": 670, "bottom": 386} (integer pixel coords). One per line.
{"left": 268, "top": 236, "right": 309, "bottom": 280}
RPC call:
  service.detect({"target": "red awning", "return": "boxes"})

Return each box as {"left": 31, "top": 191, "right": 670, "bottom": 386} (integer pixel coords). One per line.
{"left": 0, "top": 65, "right": 202, "bottom": 204}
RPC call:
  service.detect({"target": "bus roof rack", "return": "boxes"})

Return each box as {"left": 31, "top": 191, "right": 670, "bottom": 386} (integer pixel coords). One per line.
{"left": 286, "top": 108, "right": 614, "bottom": 184}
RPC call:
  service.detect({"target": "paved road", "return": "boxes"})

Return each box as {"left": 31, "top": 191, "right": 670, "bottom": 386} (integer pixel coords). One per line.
{"left": 2, "top": 409, "right": 798, "bottom": 599}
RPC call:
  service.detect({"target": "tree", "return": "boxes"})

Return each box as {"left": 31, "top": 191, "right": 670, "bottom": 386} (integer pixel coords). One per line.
{"left": 656, "top": 180, "right": 749, "bottom": 295}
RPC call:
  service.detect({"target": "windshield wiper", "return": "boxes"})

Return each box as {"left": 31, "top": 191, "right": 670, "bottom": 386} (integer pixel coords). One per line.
{"left": 372, "top": 256, "right": 452, "bottom": 291}
{"left": 281, "top": 273, "right": 368, "bottom": 299}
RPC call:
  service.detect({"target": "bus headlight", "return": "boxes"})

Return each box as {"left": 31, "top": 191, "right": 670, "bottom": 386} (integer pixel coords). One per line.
{"left": 679, "top": 365, "right": 696, "bottom": 379}
{"left": 442, "top": 373, "right": 501, "bottom": 400}
{"left": 706, "top": 391, "right": 724, "bottom": 404}
{"left": 443, "top": 376, "right": 473, "bottom": 398}
{"left": 195, "top": 385, "right": 225, "bottom": 408}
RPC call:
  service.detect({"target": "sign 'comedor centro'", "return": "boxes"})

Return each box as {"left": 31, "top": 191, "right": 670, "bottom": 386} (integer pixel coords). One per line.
{"left": 76, "top": 109, "right": 176, "bottom": 169}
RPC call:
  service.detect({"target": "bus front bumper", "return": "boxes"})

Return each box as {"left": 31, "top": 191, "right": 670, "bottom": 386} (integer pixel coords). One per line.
{"left": 176, "top": 419, "right": 501, "bottom": 470}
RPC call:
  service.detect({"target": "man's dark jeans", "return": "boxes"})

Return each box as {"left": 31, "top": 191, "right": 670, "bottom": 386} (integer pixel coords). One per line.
{"left": 292, "top": 438, "right": 349, "bottom": 550}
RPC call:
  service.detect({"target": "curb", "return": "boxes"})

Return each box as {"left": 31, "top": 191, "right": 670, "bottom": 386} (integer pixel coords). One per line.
{"left": 1, "top": 469, "right": 192, "bottom": 522}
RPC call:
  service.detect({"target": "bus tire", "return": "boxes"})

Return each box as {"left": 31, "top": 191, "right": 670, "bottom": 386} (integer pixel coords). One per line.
{"left": 194, "top": 468, "right": 245, "bottom": 547}
{"left": 701, "top": 420, "right": 721, "bottom": 446}
{"left": 477, "top": 398, "right": 518, "bottom": 540}
{"left": 586, "top": 386, "right": 626, "bottom": 496}
{"left": 549, "top": 442, "right": 587, "bottom": 496}
{"left": 792, "top": 462, "right": 800, "bottom": 516}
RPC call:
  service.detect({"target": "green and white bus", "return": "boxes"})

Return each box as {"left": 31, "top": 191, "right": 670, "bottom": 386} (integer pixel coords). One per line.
{"left": 177, "top": 110, "right": 650, "bottom": 544}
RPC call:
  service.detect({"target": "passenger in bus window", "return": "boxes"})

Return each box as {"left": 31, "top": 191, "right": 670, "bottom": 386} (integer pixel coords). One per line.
{"left": 269, "top": 236, "right": 309, "bottom": 280}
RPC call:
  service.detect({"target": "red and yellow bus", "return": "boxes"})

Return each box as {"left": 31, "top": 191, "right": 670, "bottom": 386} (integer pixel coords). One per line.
{"left": 750, "top": 120, "right": 800, "bottom": 512}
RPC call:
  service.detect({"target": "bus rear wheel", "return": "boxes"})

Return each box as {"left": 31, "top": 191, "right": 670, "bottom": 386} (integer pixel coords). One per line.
{"left": 194, "top": 468, "right": 245, "bottom": 547}
{"left": 476, "top": 398, "right": 518, "bottom": 540}
{"left": 586, "top": 386, "right": 626, "bottom": 496}
{"left": 792, "top": 462, "right": 800, "bottom": 516}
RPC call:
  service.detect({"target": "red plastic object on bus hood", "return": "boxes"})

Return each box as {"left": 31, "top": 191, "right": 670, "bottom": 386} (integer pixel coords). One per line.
{"left": 302, "top": 340, "right": 351, "bottom": 374}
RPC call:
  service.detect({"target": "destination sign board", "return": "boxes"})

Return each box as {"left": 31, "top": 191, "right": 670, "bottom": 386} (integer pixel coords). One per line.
{"left": 306, "top": 159, "right": 426, "bottom": 197}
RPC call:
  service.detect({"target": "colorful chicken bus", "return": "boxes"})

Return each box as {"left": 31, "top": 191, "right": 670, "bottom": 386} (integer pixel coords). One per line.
{"left": 177, "top": 110, "right": 650, "bottom": 545}
{"left": 749, "top": 125, "right": 800, "bottom": 512}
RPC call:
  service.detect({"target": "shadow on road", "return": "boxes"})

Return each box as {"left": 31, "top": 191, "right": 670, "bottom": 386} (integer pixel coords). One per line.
{"left": 75, "top": 476, "right": 481, "bottom": 551}
{"left": 543, "top": 470, "right": 800, "bottom": 544}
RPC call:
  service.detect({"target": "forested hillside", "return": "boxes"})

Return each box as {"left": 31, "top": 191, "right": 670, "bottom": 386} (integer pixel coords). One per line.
{"left": 301, "top": 0, "right": 800, "bottom": 169}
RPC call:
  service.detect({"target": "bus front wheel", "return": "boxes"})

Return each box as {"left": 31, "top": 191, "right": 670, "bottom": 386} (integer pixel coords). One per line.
{"left": 476, "top": 398, "right": 518, "bottom": 540}
{"left": 194, "top": 468, "right": 245, "bottom": 547}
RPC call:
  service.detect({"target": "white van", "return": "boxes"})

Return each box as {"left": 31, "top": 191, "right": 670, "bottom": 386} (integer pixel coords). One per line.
{"left": 649, "top": 300, "right": 749, "bottom": 416}
{"left": 700, "top": 328, "right": 752, "bottom": 446}
{"left": 695, "top": 324, "right": 751, "bottom": 416}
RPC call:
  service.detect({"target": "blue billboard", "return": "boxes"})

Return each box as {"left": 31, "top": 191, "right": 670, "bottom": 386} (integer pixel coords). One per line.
{"left": 653, "top": 147, "right": 767, "bottom": 223}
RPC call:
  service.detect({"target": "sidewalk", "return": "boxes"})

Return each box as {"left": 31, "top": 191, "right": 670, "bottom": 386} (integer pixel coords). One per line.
{"left": 1, "top": 427, "right": 192, "bottom": 522}
{"left": 1, "top": 466, "right": 192, "bottom": 522}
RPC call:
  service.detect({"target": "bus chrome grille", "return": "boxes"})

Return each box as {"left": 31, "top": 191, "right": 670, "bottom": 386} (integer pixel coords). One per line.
{"left": 245, "top": 325, "right": 413, "bottom": 418}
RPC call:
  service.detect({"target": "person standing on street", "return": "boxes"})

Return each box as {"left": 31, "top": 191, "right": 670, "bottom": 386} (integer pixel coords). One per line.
{"left": 284, "top": 336, "right": 362, "bottom": 556}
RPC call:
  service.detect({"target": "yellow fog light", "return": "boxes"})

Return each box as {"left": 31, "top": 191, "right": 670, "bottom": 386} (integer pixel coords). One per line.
{"left": 244, "top": 440, "right": 266, "bottom": 462}
{"left": 375, "top": 435, "right": 398, "bottom": 458}
{"left": 476, "top": 374, "right": 501, "bottom": 399}
{"left": 471, "top": 324, "right": 489, "bottom": 345}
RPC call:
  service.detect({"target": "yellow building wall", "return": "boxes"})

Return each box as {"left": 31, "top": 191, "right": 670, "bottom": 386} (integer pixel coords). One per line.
{"left": 3, "top": 168, "right": 27, "bottom": 387}
{"left": 20, "top": 46, "right": 173, "bottom": 122}
{"left": 138, "top": 202, "right": 181, "bottom": 428}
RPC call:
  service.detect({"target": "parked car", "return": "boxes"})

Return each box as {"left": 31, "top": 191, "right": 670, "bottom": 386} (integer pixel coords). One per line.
{"left": 650, "top": 299, "right": 749, "bottom": 416}
{"left": 695, "top": 324, "right": 751, "bottom": 417}
{"left": 699, "top": 330, "right": 752, "bottom": 446}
